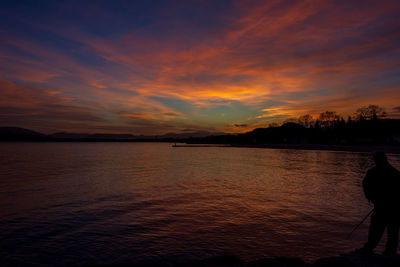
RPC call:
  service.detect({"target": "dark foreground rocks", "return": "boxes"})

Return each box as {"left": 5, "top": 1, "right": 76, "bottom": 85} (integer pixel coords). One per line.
{"left": 177, "top": 253, "right": 400, "bottom": 267}
{"left": 86, "top": 253, "right": 400, "bottom": 267}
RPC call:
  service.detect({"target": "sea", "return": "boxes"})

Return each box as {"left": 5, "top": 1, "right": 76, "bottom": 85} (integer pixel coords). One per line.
{"left": 1, "top": 142, "right": 399, "bottom": 266}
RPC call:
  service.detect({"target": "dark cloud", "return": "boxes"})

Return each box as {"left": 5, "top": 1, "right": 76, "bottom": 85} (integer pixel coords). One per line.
{"left": 0, "top": 78, "right": 105, "bottom": 132}
{"left": 163, "top": 112, "right": 179, "bottom": 117}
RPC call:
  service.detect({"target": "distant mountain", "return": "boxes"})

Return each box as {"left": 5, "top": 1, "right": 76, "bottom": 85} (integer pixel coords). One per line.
{"left": 158, "top": 131, "right": 226, "bottom": 139}
{"left": 51, "top": 131, "right": 226, "bottom": 140}
{"left": 49, "top": 132, "right": 149, "bottom": 140}
{"left": 0, "top": 127, "right": 47, "bottom": 141}
{"left": 0, "top": 127, "right": 227, "bottom": 142}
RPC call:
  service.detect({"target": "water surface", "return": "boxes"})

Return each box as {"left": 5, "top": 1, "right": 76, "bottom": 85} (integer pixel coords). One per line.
{"left": 1, "top": 142, "right": 399, "bottom": 266}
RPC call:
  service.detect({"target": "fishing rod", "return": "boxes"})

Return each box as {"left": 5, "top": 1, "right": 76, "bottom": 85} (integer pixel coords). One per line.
{"left": 346, "top": 208, "right": 374, "bottom": 239}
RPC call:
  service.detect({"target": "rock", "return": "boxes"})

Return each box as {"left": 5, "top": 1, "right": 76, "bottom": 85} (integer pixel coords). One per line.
{"left": 314, "top": 256, "right": 355, "bottom": 267}
{"left": 247, "top": 257, "right": 305, "bottom": 267}
{"left": 314, "top": 253, "right": 400, "bottom": 267}
{"left": 177, "top": 255, "right": 245, "bottom": 267}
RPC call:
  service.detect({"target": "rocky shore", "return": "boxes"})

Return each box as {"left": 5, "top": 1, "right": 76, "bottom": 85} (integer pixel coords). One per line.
{"left": 230, "top": 144, "right": 400, "bottom": 154}
{"left": 177, "top": 253, "right": 400, "bottom": 267}
{"left": 173, "top": 143, "right": 400, "bottom": 154}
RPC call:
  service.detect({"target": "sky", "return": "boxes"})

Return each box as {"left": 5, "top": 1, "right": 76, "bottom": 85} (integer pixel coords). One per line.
{"left": 1, "top": 0, "right": 400, "bottom": 134}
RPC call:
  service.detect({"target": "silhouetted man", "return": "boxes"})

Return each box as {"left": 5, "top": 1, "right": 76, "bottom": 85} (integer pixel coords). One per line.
{"left": 357, "top": 152, "right": 400, "bottom": 255}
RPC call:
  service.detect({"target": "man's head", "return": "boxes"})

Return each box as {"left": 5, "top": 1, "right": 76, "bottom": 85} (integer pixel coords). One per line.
{"left": 373, "top": 152, "right": 388, "bottom": 166}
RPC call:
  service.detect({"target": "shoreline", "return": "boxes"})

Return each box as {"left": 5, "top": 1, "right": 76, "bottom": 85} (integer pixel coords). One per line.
{"left": 230, "top": 144, "right": 400, "bottom": 154}
{"left": 174, "top": 143, "right": 400, "bottom": 154}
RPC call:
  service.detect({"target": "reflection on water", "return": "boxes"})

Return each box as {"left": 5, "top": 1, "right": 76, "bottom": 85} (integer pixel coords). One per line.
{"left": 0, "top": 143, "right": 399, "bottom": 266}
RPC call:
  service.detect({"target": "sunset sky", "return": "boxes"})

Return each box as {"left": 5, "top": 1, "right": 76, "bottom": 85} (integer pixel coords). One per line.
{"left": 1, "top": 0, "right": 400, "bottom": 134}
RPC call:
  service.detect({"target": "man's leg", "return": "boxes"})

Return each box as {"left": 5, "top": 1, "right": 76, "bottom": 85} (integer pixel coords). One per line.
{"left": 363, "top": 211, "right": 386, "bottom": 252}
{"left": 384, "top": 222, "right": 399, "bottom": 255}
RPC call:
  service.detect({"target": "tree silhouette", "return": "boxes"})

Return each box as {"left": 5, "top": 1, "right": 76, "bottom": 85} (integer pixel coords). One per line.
{"left": 268, "top": 122, "right": 280, "bottom": 128}
{"left": 298, "top": 114, "right": 313, "bottom": 128}
{"left": 355, "top": 105, "right": 386, "bottom": 120}
{"left": 318, "top": 111, "right": 340, "bottom": 128}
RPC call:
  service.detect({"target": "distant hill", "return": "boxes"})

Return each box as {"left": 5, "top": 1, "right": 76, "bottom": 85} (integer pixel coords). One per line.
{"left": 0, "top": 127, "right": 47, "bottom": 141}
{"left": 158, "top": 131, "right": 226, "bottom": 139}
{"left": 49, "top": 132, "right": 146, "bottom": 140}
{"left": 0, "top": 127, "right": 227, "bottom": 142}
{"left": 187, "top": 119, "right": 400, "bottom": 145}
{"left": 240, "top": 122, "right": 307, "bottom": 144}
{"left": 50, "top": 131, "right": 226, "bottom": 140}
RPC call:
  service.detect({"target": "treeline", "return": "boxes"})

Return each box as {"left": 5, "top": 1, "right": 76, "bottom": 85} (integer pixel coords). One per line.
{"left": 189, "top": 105, "right": 400, "bottom": 145}
{"left": 279, "top": 104, "right": 387, "bottom": 129}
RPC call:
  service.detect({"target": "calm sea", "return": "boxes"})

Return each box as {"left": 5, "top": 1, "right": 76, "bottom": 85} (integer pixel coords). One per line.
{"left": 1, "top": 142, "right": 399, "bottom": 266}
